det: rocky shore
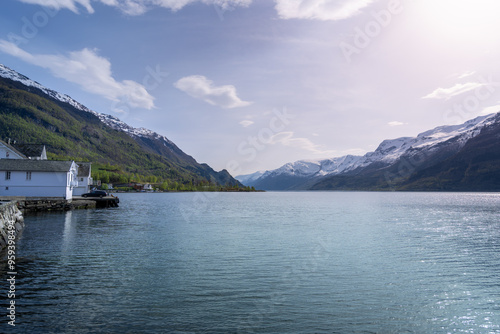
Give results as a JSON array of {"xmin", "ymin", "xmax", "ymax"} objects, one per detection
[{"xmin": 0, "ymin": 202, "xmax": 24, "ymax": 251}]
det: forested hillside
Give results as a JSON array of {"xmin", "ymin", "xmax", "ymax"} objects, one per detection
[{"xmin": 0, "ymin": 75, "xmax": 240, "ymax": 190}]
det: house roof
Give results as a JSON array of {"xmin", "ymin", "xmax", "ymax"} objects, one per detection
[
  {"xmin": 0, "ymin": 139, "xmax": 27, "ymax": 159},
  {"xmin": 0, "ymin": 160, "xmax": 75, "ymax": 172},
  {"xmin": 12, "ymin": 143, "xmax": 45, "ymax": 158},
  {"xmin": 77, "ymin": 162, "xmax": 91, "ymax": 177}
]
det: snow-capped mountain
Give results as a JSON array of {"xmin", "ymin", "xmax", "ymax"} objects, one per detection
[
  {"xmin": 0, "ymin": 63, "xmax": 241, "ymax": 186},
  {"xmin": 239, "ymin": 112, "xmax": 499, "ymax": 190},
  {"xmin": 0, "ymin": 64, "xmax": 174, "ymax": 147},
  {"xmin": 235, "ymin": 170, "xmax": 266, "ymax": 185},
  {"xmin": 0, "ymin": 64, "xmax": 92, "ymax": 113}
]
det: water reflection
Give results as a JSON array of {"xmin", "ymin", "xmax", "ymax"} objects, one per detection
[{"xmin": 62, "ymin": 211, "xmax": 74, "ymax": 256}]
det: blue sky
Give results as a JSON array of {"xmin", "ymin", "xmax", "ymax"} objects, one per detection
[{"xmin": 1, "ymin": 0, "xmax": 500, "ymax": 175}]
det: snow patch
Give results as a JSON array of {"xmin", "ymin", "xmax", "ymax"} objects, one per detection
[
  {"xmin": 251, "ymin": 113, "xmax": 498, "ymax": 182},
  {"xmin": 0, "ymin": 63, "xmax": 175, "ymax": 146}
]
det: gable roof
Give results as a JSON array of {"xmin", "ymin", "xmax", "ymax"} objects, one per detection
[
  {"xmin": 0, "ymin": 160, "xmax": 75, "ymax": 172},
  {"xmin": 0, "ymin": 139, "xmax": 27, "ymax": 159},
  {"xmin": 77, "ymin": 162, "xmax": 91, "ymax": 177},
  {"xmin": 12, "ymin": 143, "xmax": 46, "ymax": 159}
]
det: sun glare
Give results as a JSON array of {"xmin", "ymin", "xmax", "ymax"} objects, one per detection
[{"xmin": 413, "ymin": 0, "xmax": 500, "ymax": 39}]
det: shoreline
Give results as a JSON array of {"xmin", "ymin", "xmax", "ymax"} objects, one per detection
[
  {"xmin": 0, "ymin": 197, "xmax": 120, "ymax": 215},
  {"xmin": 0, "ymin": 202, "xmax": 24, "ymax": 252}
]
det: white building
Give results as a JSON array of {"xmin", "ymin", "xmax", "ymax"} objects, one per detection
[
  {"xmin": 0, "ymin": 140, "xmax": 47, "ymax": 160},
  {"xmin": 0, "ymin": 139, "xmax": 93, "ymax": 200},
  {"xmin": 73, "ymin": 162, "xmax": 93, "ymax": 196},
  {"xmin": 0, "ymin": 140, "xmax": 26, "ymax": 159},
  {"xmin": 12, "ymin": 143, "xmax": 47, "ymax": 160},
  {"xmin": 0, "ymin": 160, "xmax": 78, "ymax": 200}
]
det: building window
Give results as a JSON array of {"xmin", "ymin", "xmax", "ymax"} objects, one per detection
[
  {"xmin": 26, "ymin": 171, "xmax": 32, "ymax": 180},
  {"xmin": 6, "ymin": 152, "xmax": 9, "ymax": 158},
  {"xmin": 5, "ymin": 187, "xmax": 8, "ymax": 191},
  {"xmin": 5, "ymin": 171, "xmax": 11, "ymax": 180}
]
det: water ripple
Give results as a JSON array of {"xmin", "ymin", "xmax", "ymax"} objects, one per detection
[{"xmin": 1, "ymin": 192, "xmax": 500, "ymax": 333}]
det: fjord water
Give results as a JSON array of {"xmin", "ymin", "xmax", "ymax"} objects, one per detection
[{"xmin": 3, "ymin": 192, "xmax": 500, "ymax": 333}]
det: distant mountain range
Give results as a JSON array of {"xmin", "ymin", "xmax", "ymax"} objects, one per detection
[
  {"xmin": 0, "ymin": 64, "xmax": 240, "ymax": 187},
  {"xmin": 236, "ymin": 112, "xmax": 500, "ymax": 191}
]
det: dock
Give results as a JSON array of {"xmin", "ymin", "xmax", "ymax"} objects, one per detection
[
  {"xmin": 73, "ymin": 196, "xmax": 120, "ymax": 208},
  {"xmin": 1, "ymin": 196, "xmax": 119, "ymax": 213}
]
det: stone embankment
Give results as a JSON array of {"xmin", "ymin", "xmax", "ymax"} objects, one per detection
[
  {"xmin": 0, "ymin": 197, "xmax": 98, "ymax": 213},
  {"xmin": 0, "ymin": 201, "xmax": 24, "ymax": 251},
  {"xmin": 0, "ymin": 196, "xmax": 117, "ymax": 250},
  {"xmin": 17, "ymin": 198, "xmax": 96, "ymax": 213}
]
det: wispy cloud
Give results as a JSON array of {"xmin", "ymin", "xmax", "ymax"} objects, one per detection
[
  {"xmin": 174, "ymin": 75, "xmax": 252, "ymax": 109},
  {"xmin": 457, "ymin": 71, "xmax": 476, "ymax": 79},
  {"xmin": 17, "ymin": 0, "xmax": 94, "ymax": 13},
  {"xmin": 270, "ymin": 131, "xmax": 336, "ymax": 155},
  {"xmin": 480, "ymin": 103, "xmax": 500, "ymax": 115},
  {"xmin": 388, "ymin": 121, "xmax": 406, "ymax": 127},
  {"xmin": 239, "ymin": 120, "xmax": 254, "ymax": 127},
  {"xmin": 16, "ymin": 0, "xmax": 252, "ymax": 15},
  {"xmin": 0, "ymin": 40, "xmax": 155, "ymax": 109},
  {"xmin": 274, "ymin": 0, "xmax": 374, "ymax": 21},
  {"xmin": 422, "ymin": 82, "xmax": 484, "ymax": 100}
]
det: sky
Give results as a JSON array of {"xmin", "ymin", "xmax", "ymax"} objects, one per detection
[{"xmin": 1, "ymin": 0, "xmax": 500, "ymax": 176}]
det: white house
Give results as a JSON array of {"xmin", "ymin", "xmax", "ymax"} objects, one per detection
[
  {"xmin": 73, "ymin": 162, "xmax": 93, "ymax": 196},
  {"xmin": 12, "ymin": 143, "xmax": 47, "ymax": 160},
  {"xmin": 0, "ymin": 140, "xmax": 47, "ymax": 160},
  {"xmin": 0, "ymin": 140, "xmax": 26, "ymax": 159},
  {"xmin": 0, "ymin": 160, "xmax": 78, "ymax": 200}
]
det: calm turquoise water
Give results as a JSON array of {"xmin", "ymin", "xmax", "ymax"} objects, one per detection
[{"xmin": 2, "ymin": 192, "xmax": 500, "ymax": 333}]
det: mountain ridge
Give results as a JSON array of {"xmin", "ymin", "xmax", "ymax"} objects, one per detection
[
  {"xmin": 237, "ymin": 112, "xmax": 500, "ymax": 191},
  {"xmin": 0, "ymin": 64, "xmax": 177, "ymax": 147},
  {"xmin": 0, "ymin": 63, "xmax": 240, "ymax": 188}
]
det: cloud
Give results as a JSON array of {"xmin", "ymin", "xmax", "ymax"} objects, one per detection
[
  {"xmin": 239, "ymin": 120, "xmax": 254, "ymax": 127},
  {"xmin": 480, "ymin": 103, "xmax": 500, "ymax": 116},
  {"xmin": 275, "ymin": 0, "xmax": 374, "ymax": 21},
  {"xmin": 16, "ymin": 0, "xmax": 252, "ymax": 15},
  {"xmin": 114, "ymin": 0, "xmax": 196, "ymax": 15},
  {"xmin": 457, "ymin": 71, "xmax": 476, "ymax": 79},
  {"xmin": 174, "ymin": 75, "xmax": 252, "ymax": 109},
  {"xmin": 270, "ymin": 131, "xmax": 336, "ymax": 155},
  {"xmin": 422, "ymin": 82, "xmax": 484, "ymax": 100},
  {"xmin": 388, "ymin": 121, "xmax": 406, "ymax": 126},
  {"xmin": 18, "ymin": 0, "xmax": 94, "ymax": 13},
  {"xmin": 0, "ymin": 40, "xmax": 155, "ymax": 110}
]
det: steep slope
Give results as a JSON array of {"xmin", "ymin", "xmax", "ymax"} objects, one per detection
[
  {"xmin": 0, "ymin": 64, "xmax": 239, "ymax": 187},
  {"xmin": 235, "ymin": 170, "xmax": 266, "ymax": 185},
  {"xmin": 400, "ymin": 113, "xmax": 500, "ymax": 191},
  {"xmin": 312, "ymin": 113, "xmax": 500, "ymax": 191}
]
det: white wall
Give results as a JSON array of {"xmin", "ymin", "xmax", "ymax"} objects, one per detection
[
  {"xmin": 0, "ymin": 143, "xmax": 24, "ymax": 159},
  {"xmin": 0, "ymin": 170, "xmax": 73, "ymax": 199},
  {"xmin": 73, "ymin": 176, "xmax": 91, "ymax": 196}
]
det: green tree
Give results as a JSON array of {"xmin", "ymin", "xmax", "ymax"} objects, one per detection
[
  {"xmin": 118, "ymin": 175, "xmax": 129, "ymax": 184},
  {"xmin": 101, "ymin": 171, "xmax": 110, "ymax": 184}
]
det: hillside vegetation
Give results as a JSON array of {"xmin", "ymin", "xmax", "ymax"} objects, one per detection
[{"xmin": 0, "ymin": 76, "xmax": 240, "ymax": 189}]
